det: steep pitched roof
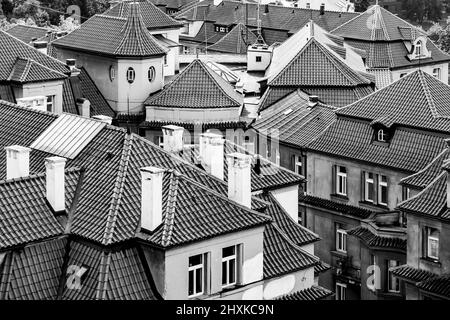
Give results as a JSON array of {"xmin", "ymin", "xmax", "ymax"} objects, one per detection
[
  {"xmin": 253, "ymin": 89, "xmax": 337, "ymax": 148},
  {"xmin": 7, "ymin": 57, "xmax": 66, "ymax": 84},
  {"xmin": 0, "ymin": 30, "xmax": 69, "ymax": 82},
  {"xmin": 299, "ymin": 194, "xmax": 373, "ymax": 219},
  {"xmin": 5, "ymin": 24, "xmax": 51, "ymax": 44},
  {"xmin": 145, "ymin": 59, "xmax": 243, "ymax": 108},
  {"xmin": 104, "ymin": 0, "xmax": 182, "ymax": 30},
  {"xmin": 337, "ymin": 70, "xmax": 450, "ymax": 133},
  {"xmin": 53, "ymin": 3, "xmax": 167, "ymax": 58},
  {"xmin": 208, "ymin": 23, "xmax": 258, "ymax": 54}
]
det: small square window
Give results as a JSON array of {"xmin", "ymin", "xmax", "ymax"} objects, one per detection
[{"xmin": 256, "ymin": 56, "xmax": 262, "ymax": 62}]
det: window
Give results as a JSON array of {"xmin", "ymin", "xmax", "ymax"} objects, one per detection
[
  {"xmin": 378, "ymin": 175, "xmax": 388, "ymax": 206},
  {"xmin": 426, "ymin": 228, "xmax": 439, "ymax": 260},
  {"xmin": 387, "ymin": 260, "xmax": 400, "ymax": 293},
  {"xmin": 306, "ymin": 3, "xmax": 310, "ymax": 9},
  {"xmin": 183, "ymin": 46, "xmax": 190, "ymax": 55},
  {"xmin": 364, "ymin": 172, "xmax": 375, "ymax": 203},
  {"xmin": 220, "ymin": 27, "xmax": 226, "ymax": 33},
  {"xmin": 335, "ymin": 282, "xmax": 346, "ymax": 300},
  {"xmin": 157, "ymin": 136, "xmax": 164, "ymax": 148},
  {"xmin": 126, "ymin": 67, "xmax": 135, "ymax": 84},
  {"xmin": 415, "ymin": 40, "xmax": 422, "ymax": 56},
  {"xmin": 377, "ymin": 129, "xmax": 387, "ymax": 142},
  {"xmin": 256, "ymin": 56, "xmax": 262, "ymax": 62},
  {"xmin": 433, "ymin": 68, "xmax": 441, "ymax": 80},
  {"xmin": 336, "ymin": 166, "xmax": 347, "ymax": 196},
  {"xmin": 369, "ymin": 254, "xmax": 377, "ymax": 291},
  {"xmin": 46, "ymin": 95, "xmax": 55, "ymax": 112},
  {"xmin": 109, "ymin": 65, "xmax": 116, "ymax": 81},
  {"xmin": 222, "ymin": 246, "xmax": 237, "ymax": 288},
  {"xmin": 148, "ymin": 66, "xmax": 156, "ymax": 82},
  {"xmin": 188, "ymin": 254, "xmax": 205, "ymax": 297},
  {"xmin": 336, "ymin": 224, "xmax": 347, "ymax": 253},
  {"xmin": 294, "ymin": 155, "xmax": 303, "ymax": 175},
  {"xmin": 402, "ymin": 186, "xmax": 410, "ymax": 202}
]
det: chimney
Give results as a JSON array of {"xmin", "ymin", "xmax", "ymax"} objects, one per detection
[
  {"xmin": 33, "ymin": 41, "xmax": 48, "ymax": 55},
  {"xmin": 92, "ymin": 115, "xmax": 113, "ymax": 124},
  {"xmin": 226, "ymin": 153, "xmax": 252, "ymax": 208},
  {"xmin": 76, "ymin": 98, "xmax": 90, "ymax": 118},
  {"xmin": 199, "ymin": 133, "xmax": 225, "ymax": 180},
  {"xmin": 45, "ymin": 157, "xmax": 66, "ymax": 213},
  {"xmin": 140, "ymin": 167, "xmax": 165, "ymax": 232},
  {"xmin": 66, "ymin": 59, "xmax": 80, "ymax": 77},
  {"xmin": 320, "ymin": 3, "xmax": 325, "ymax": 15},
  {"xmin": 161, "ymin": 125, "xmax": 184, "ymax": 153},
  {"xmin": 5, "ymin": 145, "xmax": 31, "ymax": 179},
  {"xmin": 213, "ymin": 0, "xmax": 223, "ymax": 5},
  {"xmin": 264, "ymin": 4, "xmax": 269, "ymax": 13}
]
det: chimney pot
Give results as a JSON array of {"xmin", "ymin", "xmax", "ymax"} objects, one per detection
[
  {"xmin": 199, "ymin": 133, "xmax": 225, "ymax": 180},
  {"xmin": 161, "ymin": 125, "xmax": 184, "ymax": 153},
  {"xmin": 140, "ymin": 167, "xmax": 165, "ymax": 232},
  {"xmin": 76, "ymin": 98, "xmax": 90, "ymax": 118},
  {"xmin": 5, "ymin": 145, "xmax": 31, "ymax": 180},
  {"xmin": 45, "ymin": 156, "xmax": 66, "ymax": 213},
  {"xmin": 226, "ymin": 153, "xmax": 252, "ymax": 208}
]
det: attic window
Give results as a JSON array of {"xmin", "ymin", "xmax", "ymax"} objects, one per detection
[
  {"xmin": 377, "ymin": 129, "xmax": 387, "ymax": 142},
  {"xmin": 109, "ymin": 66, "xmax": 116, "ymax": 81},
  {"xmin": 283, "ymin": 108, "xmax": 293, "ymax": 115},
  {"xmin": 127, "ymin": 67, "xmax": 135, "ymax": 84}
]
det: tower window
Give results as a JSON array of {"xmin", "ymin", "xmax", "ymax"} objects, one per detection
[
  {"xmin": 127, "ymin": 67, "xmax": 135, "ymax": 84},
  {"xmin": 148, "ymin": 66, "xmax": 156, "ymax": 82}
]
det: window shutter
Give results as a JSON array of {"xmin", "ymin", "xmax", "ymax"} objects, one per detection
[
  {"xmin": 361, "ymin": 171, "xmax": 365, "ymax": 201},
  {"xmin": 332, "ymin": 165, "xmax": 336, "ymax": 194}
]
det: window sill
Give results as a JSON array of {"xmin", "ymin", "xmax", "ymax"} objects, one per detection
[
  {"xmin": 420, "ymin": 257, "xmax": 441, "ymax": 267},
  {"xmin": 331, "ymin": 250, "xmax": 348, "ymax": 258},
  {"xmin": 331, "ymin": 194, "xmax": 349, "ymax": 203}
]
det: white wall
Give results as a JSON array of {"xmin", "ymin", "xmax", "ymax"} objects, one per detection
[
  {"xmin": 391, "ymin": 63, "xmax": 449, "ymax": 84},
  {"xmin": 247, "ymin": 47, "xmax": 273, "ymax": 72},
  {"xmin": 150, "ymin": 28, "xmax": 180, "ymax": 75},
  {"xmin": 271, "ymin": 185, "xmax": 299, "ymax": 223},
  {"xmin": 145, "ymin": 106, "xmax": 242, "ymax": 122},
  {"xmin": 13, "ymin": 80, "xmax": 64, "ymax": 114}
]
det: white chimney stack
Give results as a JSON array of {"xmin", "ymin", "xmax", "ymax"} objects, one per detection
[
  {"xmin": 45, "ymin": 156, "xmax": 66, "ymax": 213},
  {"xmin": 161, "ymin": 125, "xmax": 184, "ymax": 153},
  {"xmin": 226, "ymin": 153, "xmax": 252, "ymax": 208},
  {"xmin": 5, "ymin": 145, "xmax": 31, "ymax": 180},
  {"xmin": 76, "ymin": 98, "xmax": 90, "ymax": 118},
  {"xmin": 140, "ymin": 167, "xmax": 165, "ymax": 232},
  {"xmin": 199, "ymin": 133, "xmax": 225, "ymax": 180}
]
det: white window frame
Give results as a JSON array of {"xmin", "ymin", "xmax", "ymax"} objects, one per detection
[
  {"xmin": 222, "ymin": 246, "xmax": 237, "ymax": 288},
  {"xmin": 220, "ymin": 26, "xmax": 226, "ymax": 33},
  {"xmin": 377, "ymin": 129, "xmax": 387, "ymax": 142},
  {"xmin": 365, "ymin": 172, "xmax": 375, "ymax": 203},
  {"xmin": 336, "ymin": 166, "xmax": 347, "ymax": 196},
  {"xmin": 378, "ymin": 175, "xmax": 388, "ymax": 206},
  {"xmin": 335, "ymin": 282, "xmax": 347, "ymax": 300},
  {"xmin": 188, "ymin": 254, "xmax": 205, "ymax": 298},
  {"xmin": 109, "ymin": 65, "xmax": 116, "ymax": 81},
  {"xmin": 433, "ymin": 68, "xmax": 441, "ymax": 80},
  {"xmin": 427, "ymin": 229, "xmax": 439, "ymax": 260},
  {"xmin": 336, "ymin": 227, "xmax": 347, "ymax": 253},
  {"xmin": 126, "ymin": 67, "xmax": 135, "ymax": 84},
  {"xmin": 46, "ymin": 95, "xmax": 55, "ymax": 112},
  {"xmin": 415, "ymin": 41, "xmax": 422, "ymax": 57},
  {"xmin": 294, "ymin": 155, "xmax": 302, "ymax": 175},
  {"xmin": 388, "ymin": 260, "xmax": 400, "ymax": 293}
]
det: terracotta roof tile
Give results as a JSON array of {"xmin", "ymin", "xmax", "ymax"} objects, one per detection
[
  {"xmin": 8, "ymin": 57, "xmax": 66, "ymax": 84},
  {"xmin": 276, "ymin": 285, "xmax": 333, "ymax": 300},
  {"xmin": 299, "ymin": 194, "xmax": 373, "ymax": 219}
]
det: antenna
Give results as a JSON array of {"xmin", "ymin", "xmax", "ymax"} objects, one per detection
[{"xmin": 253, "ymin": 0, "xmax": 266, "ymax": 45}]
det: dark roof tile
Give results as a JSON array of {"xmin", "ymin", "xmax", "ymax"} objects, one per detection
[
  {"xmin": 347, "ymin": 226, "xmax": 406, "ymax": 251},
  {"xmin": 299, "ymin": 194, "xmax": 373, "ymax": 219},
  {"xmin": 276, "ymin": 285, "xmax": 333, "ymax": 300}
]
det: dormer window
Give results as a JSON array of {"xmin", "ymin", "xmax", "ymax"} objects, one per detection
[
  {"xmin": 377, "ymin": 129, "xmax": 387, "ymax": 142},
  {"xmin": 415, "ymin": 40, "xmax": 422, "ymax": 56},
  {"xmin": 409, "ymin": 36, "xmax": 431, "ymax": 60}
]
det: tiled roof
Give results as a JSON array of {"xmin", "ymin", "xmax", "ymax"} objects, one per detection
[
  {"xmin": 397, "ymin": 172, "xmax": 450, "ymax": 221},
  {"xmin": 347, "ymin": 226, "xmax": 406, "ymax": 251},
  {"xmin": 299, "ymin": 194, "xmax": 373, "ymax": 219},
  {"xmin": 331, "ymin": 6, "xmax": 450, "ymax": 69},
  {"xmin": 7, "ymin": 57, "xmax": 66, "ymax": 84},
  {"xmin": 391, "ymin": 265, "xmax": 437, "ymax": 283},
  {"xmin": 0, "ymin": 30, "xmax": 69, "ymax": 82},
  {"xmin": 145, "ymin": 59, "xmax": 243, "ymax": 108},
  {"xmin": 263, "ymin": 223, "xmax": 319, "ymax": 279},
  {"xmin": 255, "ymin": 192, "xmax": 320, "ymax": 246},
  {"xmin": 177, "ymin": 139, "xmax": 305, "ymax": 192},
  {"xmin": 276, "ymin": 285, "xmax": 333, "ymax": 300},
  {"xmin": 208, "ymin": 23, "xmax": 258, "ymax": 54},
  {"xmin": 253, "ymin": 89, "xmax": 337, "ymax": 148},
  {"xmin": 142, "ymin": 171, "xmax": 270, "ymax": 247},
  {"xmin": 176, "ymin": 1, "xmax": 358, "ymax": 37},
  {"xmin": 0, "ymin": 238, "xmax": 67, "ymax": 300},
  {"xmin": 150, "ymin": 0, "xmax": 196, "ymax": 10},
  {"xmin": 5, "ymin": 24, "xmax": 50, "ymax": 44},
  {"xmin": 307, "ymin": 117, "xmax": 447, "ymax": 173},
  {"xmin": 416, "ymin": 275, "xmax": 450, "ymax": 299},
  {"xmin": 315, "ymin": 261, "xmax": 331, "ymax": 275},
  {"xmin": 104, "ymin": 0, "xmax": 182, "ymax": 30},
  {"xmin": 0, "ymin": 85, "xmax": 15, "ymax": 103},
  {"xmin": 0, "ymin": 169, "xmax": 81, "ymax": 249},
  {"xmin": 401, "ymin": 149, "xmax": 449, "ymax": 189},
  {"xmin": 53, "ymin": 4, "xmax": 167, "ymax": 58}
]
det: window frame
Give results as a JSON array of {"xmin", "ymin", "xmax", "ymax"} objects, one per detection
[
  {"xmin": 222, "ymin": 246, "xmax": 238, "ymax": 288},
  {"xmin": 378, "ymin": 175, "xmax": 388, "ymax": 206},
  {"xmin": 335, "ymin": 282, "xmax": 347, "ymax": 300},
  {"xmin": 126, "ymin": 67, "xmax": 135, "ymax": 84},
  {"xmin": 387, "ymin": 260, "xmax": 400, "ymax": 293},
  {"xmin": 364, "ymin": 172, "xmax": 375, "ymax": 203},
  {"xmin": 377, "ymin": 129, "xmax": 387, "ymax": 142},
  {"xmin": 46, "ymin": 95, "xmax": 55, "ymax": 112},
  {"xmin": 188, "ymin": 254, "xmax": 205, "ymax": 298},
  {"xmin": 427, "ymin": 228, "xmax": 439, "ymax": 260},
  {"xmin": 294, "ymin": 155, "xmax": 303, "ymax": 175},
  {"xmin": 336, "ymin": 166, "xmax": 348, "ymax": 196},
  {"xmin": 336, "ymin": 225, "xmax": 347, "ymax": 253},
  {"xmin": 415, "ymin": 40, "xmax": 422, "ymax": 57},
  {"xmin": 148, "ymin": 66, "xmax": 156, "ymax": 82},
  {"xmin": 433, "ymin": 68, "xmax": 441, "ymax": 80},
  {"xmin": 255, "ymin": 56, "xmax": 262, "ymax": 62}
]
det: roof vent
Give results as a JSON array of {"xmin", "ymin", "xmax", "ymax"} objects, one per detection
[{"xmin": 5, "ymin": 145, "xmax": 31, "ymax": 180}]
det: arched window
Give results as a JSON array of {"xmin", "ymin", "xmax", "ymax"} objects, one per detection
[
  {"xmin": 148, "ymin": 66, "xmax": 156, "ymax": 82},
  {"xmin": 415, "ymin": 40, "xmax": 422, "ymax": 57},
  {"xmin": 127, "ymin": 67, "xmax": 135, "ymax": 84},
  {"xmin": 377, "ymin": 129, "xmax": 387, "ymax": 142},
  {"xmin": 109, "ymin": 66, "xmax": 116, "ymax": 81}
]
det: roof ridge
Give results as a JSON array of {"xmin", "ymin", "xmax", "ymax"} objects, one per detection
[
  {"xmin": 400, "ymin": 148, "xmax": 448, "ymax": 186},
  {"xmin": 101, "ymin": 134, "xmax": 134, "ymax": 245},
  {"xmin": 397, "ymin": 171, "xmax": 446, "ymax": 209},
  {"xmin": 161, "ymin": 171, "xmax": 179, "ymax": 247},
  {"xmin": 418, "ymin": 70, "xmax": 440, "ymax": 119},
  {"xmin": 95, "ymin": 252, "xmax": 112, "ymax": 300}
]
